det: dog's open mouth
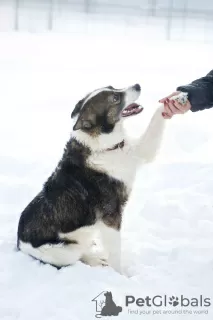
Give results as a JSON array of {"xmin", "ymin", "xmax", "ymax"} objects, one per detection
[{"xmin": 121, "ymin": 103, "xmax": 143, "ymax": 117}]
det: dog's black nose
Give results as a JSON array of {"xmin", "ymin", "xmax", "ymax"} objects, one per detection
[{"xmin": 133, "ymin": 84, "xmax": 141, "ymax": 92}]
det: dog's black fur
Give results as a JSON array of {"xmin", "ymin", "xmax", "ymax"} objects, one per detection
[{"xmin": 17, "ymin": 137, "xmax": 128, "ymax": 250}]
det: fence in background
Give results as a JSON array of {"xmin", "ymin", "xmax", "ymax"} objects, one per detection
[{"xmin": 0, "ymin": 0, "xmax": 212, "ymax": 42}]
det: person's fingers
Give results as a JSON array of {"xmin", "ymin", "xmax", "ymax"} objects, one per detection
[
  {"xmin": 159, "ymin": 91, "xmax": 180, "ymax": 103},
  {"xmin": 170, "ymin": 99, "xmax": 190, "ymax": 113},
  {"xmin": 169, "ymin": 100, "xmax": 185, "ymax": 114},
  {"xmin": 164, "ymin": 103, "xmax": 174, "ymax": 117},
  {"xmin": 162, "ymin": 112, "xmax": 172, "ymax": 119},
  {"xmin": 167, "ymin": 101, "xmax": 181, "ymax": 114},
  {"xmin": 159, "ymin": 97, "xmax": 168, "ymax": 103}
]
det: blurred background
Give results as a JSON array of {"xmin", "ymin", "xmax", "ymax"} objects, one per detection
[
  {"xmin": 0, "ymin": 0, "xmax": 212, "ymax": 167},
  {"xmin": 0, "ymin": 0, "xmax": 213, "ymax": 42}
]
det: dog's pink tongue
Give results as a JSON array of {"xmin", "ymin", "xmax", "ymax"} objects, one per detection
[
  {"xmin": 125, "ymin": 103, "xmax": 139, "ymax": 111},
  {"xmin": 122, "ymin": 103, "xmax": 143, "ymax": 117}
]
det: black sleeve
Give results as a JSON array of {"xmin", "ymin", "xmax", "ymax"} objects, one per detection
[{"xmin": 176, "ymin": 70, "xmax": 213, "ymax": 112}]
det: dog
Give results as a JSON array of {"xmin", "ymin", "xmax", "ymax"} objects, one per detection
[{"xmin": 17, "ymin": 83, "xmax": 170, "ymax": 272}]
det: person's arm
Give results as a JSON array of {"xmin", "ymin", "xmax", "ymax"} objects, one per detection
[
  {"xmin": 176, "ymin": 70, "xmax": 213, "ymax": 112},
  {"xmin": 159, "ymin": 70, "xmax": 213, "ymax": 118}
]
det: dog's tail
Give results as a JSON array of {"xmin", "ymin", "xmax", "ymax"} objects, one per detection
[{"xmin": 116, "ymin": 306, "xmax": 122, "ymax": 313}]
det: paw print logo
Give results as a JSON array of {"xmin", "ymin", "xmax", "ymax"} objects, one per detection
[{"xmin": 169, "ymin": 296, "xmax": 179, "ymax": 307}]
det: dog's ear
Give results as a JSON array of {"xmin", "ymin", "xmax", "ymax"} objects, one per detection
[
  {"xmin": 71, "ymin": 99, "xmax": 84, "ymax": 119},
  {"xmin": 73, "ymin": 119, "xmax": 93, "ymax": 131},
  {"xmin": 73, "ymin": 110, "xmax": 96, "ymax": 131},
  {"xmin": 73, "ymin": 118, "xmax": 81, "ymax": 131}
]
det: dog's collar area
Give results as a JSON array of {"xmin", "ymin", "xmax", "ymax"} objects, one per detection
[{"xmin": 106, "ymin": 140, "xmax": 125, "ymax": 151}]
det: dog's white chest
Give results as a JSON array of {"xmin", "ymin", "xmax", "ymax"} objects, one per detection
[{"xmin": 87, "ymin": 146, "xmax": 137, "ymax": 190}]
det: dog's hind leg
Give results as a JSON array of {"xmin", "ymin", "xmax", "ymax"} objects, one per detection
[
  {"xmin": 19, "ymin": 241, "xmax": 85, "ymax": 267},
  {"xmin": 80, "ymin": 234, "xmax": 109, "ymax": 267},
  {"xmin": 97, "ymin": 221, "xmax": 122, "ymax": 273}
]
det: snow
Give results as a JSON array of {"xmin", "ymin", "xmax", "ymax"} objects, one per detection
[{"xmin": 0, "ymin": 28, "xmax": 213, "ymax": 319}]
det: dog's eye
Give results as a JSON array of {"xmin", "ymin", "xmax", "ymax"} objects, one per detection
[{"xmin": 113, "ymin": 93, "xmax": 120, "ymax": 103}]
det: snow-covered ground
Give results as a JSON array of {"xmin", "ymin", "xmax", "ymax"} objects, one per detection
[{"xmin": 0, "ymin": 29, "xmax": 213, "ymax": 319}]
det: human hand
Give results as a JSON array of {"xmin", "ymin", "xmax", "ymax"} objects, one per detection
[{"xmin": 159, "ymin": 91, "xmax": 191, "ymax": 119}]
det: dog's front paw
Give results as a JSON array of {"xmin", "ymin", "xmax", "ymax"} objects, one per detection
[{"xmin": 81, "ymin": 254, "xmax": 109, "ymax": 267}]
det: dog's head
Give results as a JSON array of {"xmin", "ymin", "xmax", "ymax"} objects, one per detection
[
  {"xmin": 104, "ymin": 291, "xmax": 112, "ymax": 299},
  {"xmin": 71, "ymin": 84, "xmax": 142, "ymax": 150}
]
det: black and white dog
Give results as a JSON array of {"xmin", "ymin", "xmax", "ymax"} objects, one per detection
[{"xmin": 17, "ymin": 84, "xmax": 186, "ymax": 271}]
